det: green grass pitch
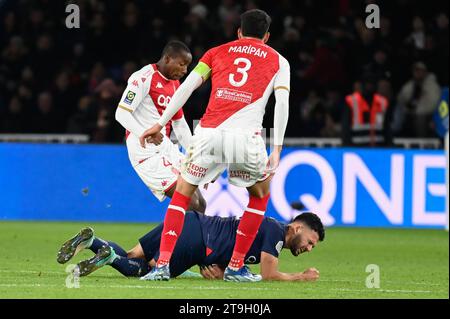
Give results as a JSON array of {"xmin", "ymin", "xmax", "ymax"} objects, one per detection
[{"xmin": 0, "ymin": 221, "xmax": 448, "ymax": 299}]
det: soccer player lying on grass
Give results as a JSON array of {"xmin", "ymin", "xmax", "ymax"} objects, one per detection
[{"xmin": 57, "ymin": 211, "xmax": 324, "ymax": 281}]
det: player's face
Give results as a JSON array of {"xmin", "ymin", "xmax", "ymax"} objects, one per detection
[
  {"xmin": 166, "ymin": 52, "xmax": 192, "ymax": 80},
  {"xmin": 289, "ymin": 225, "xmax": 319, "ymax": 257}
]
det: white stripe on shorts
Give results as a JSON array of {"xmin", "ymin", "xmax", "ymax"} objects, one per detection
[
  {"xmin": 168, "ymin": 205, "xmax": 186, "ymax": 215},
  {"xmin": 245, "ymin": 207, "xmax": 266, "ymax": 215}
]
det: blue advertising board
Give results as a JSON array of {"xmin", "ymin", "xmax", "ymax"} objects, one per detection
[{"xmin": 0, "ymin": 143, "xmax": 447, "ymax": 228}]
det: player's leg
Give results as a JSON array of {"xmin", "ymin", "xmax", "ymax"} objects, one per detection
[
  {"xmin": 76, "ymin": 245, "xmax": 151, "ymax": 277},
  {"xmin": 57, "ymin": 227, "xmax": 129, "ymax": 263},
  {"xmin": 88, "ymin": 236, "xmax": 127, "ymax": 257},
  {"xmin": 223, "ymin": 131, "xmax": 271, "ymax": 281},
  {"xmin": 165, "ymin": 184, "xmax": 207, "ymax": 214},
  {"xmin": 57, "ymin": 227, "xmax": 95, "ymax": 264},
  {"xmin": 127, "ymin": 243, "xmax": 145, "ymax": 259},
  {"xmin": 141, "ymin": 128, "xmax": 224, "ymax": 280},
  {"xmin": 75, "ymin": 223, "xmax": 167, "ymax": 277},
  {"xmin": 223, "ymin": 177, "xmax": 271, "ymax": 281},
  {"xmin": 126, "ymin": 243, "xmax": 204, "ymax": 277},
  {"xmin": 141, "ymin": 212, "xmax": 205, "ymax": 280},
  {"xmin": 77, "ymin": 237, "xmax": 148, "ymax": 277},
  {"xmin": 233, "ymin": 177, "xmax": 272, "ymax": 262},
  {"xmin": 142, "ymin": 176, "xmax": 197, "ymax": 280}
]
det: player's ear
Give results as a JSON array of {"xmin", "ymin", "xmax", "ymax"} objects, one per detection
[
  {"xmin": 263, "ymin": 32, "xmax": 270, "ymax": 43},
  {"xmin": 164, "ymin": 55, "xmax": 171, "ymax": 64}
]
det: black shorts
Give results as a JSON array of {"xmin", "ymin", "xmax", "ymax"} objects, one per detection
[{"xmin": 138, "ymin": 212, "xmax": 206, "ymax": 277}]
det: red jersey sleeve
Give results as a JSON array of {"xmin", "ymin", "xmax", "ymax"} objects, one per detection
[{"xmin": 199, "ymin": 48, "xmax": 215, "ymax": 68}]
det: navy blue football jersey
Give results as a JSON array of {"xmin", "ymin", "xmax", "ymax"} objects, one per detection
[{"xmin": 198, "ymin": 213, "xmax": 288, "ymax": 266}]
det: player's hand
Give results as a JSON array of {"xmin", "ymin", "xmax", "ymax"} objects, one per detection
[
  {"xmin": 140, "ymin": 124, "xmax": 163, "ymax": 148},
  {"xmin": 265, "ymin": 146, "xmax": 282, "ymax": 174},
  {"xmin": 145, "ymin": 132, "xmax": 164, "ymax": 145},
  {"xmin": 301, "ymin": 268, "xmax": 320, "ymax": 281},
  {"xmin": 200, "ymin": 264, "xmax": 224, "ymax": 280}
]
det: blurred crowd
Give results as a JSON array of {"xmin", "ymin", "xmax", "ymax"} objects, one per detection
[{"xmin": 0, "ymin": 0, "xmax": 448, "ymax": 144}]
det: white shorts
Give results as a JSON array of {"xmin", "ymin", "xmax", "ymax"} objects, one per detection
[
  {"xmin": 181, "ymin": 126, "xmax": 269, "ymax": 188},
  {"xmin": 127, "ymin": 135, "xmax": 183, "ymax": 202}
]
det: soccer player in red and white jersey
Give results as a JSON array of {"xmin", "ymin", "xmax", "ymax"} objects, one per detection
[
  {"xmin": 140, "ymin": 10, "xmax": 290, "ymax": 282},
  {"xmin": 115, "ymin": 41, "xmax": 207, "ymax": 217}
]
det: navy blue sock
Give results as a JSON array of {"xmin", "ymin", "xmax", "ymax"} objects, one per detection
[
  {"xmin": 111, "ymin": 257, "xmax": 151, "ymax": 277},
  {"xmin": 89, "ymin": 238, "xmax": 127, "ymax": 257}
]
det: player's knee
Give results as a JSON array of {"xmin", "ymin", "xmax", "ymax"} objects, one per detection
[
  {"xmin": 250, "ymin": 189, "xmax": 270, "ymax": 199},
  {"xmin": 190, "ymin": 193, "xmax": 207, "ymax": 214},
  {"xmin": 127, "ymin": 244, "xmax": 145, "ymax": 259},
  {"xmin": 248, "ymin": 180, "xmax": 271, "ymax": 198}
]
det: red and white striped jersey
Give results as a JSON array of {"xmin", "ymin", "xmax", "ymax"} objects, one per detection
[
  {"xmin": 118, "ymin": 63, "xmax": 184, "ymax": 139},
  {"xmin": 198, "ymin": 37, "xmax": 290, "ymax": 130}
]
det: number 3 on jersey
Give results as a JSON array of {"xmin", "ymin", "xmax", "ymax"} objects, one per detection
[{"xmin": 229, "ymin": 57, "xmax": 252, "ymax": 87}]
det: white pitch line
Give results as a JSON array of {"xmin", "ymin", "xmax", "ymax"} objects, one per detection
[
  {"xmin": 320, "ymin": 279, "xmax": 444, "ymax": 286},
  {"xmin": 0, "ymin": 270, "xmax": 62, "ymax": 275},
  {"xmin": 332, "ymin": 288, "xmax": 433, "ymax": 294},
  {"xmin": 0, "ymin": 284, "xmax": 50, "ymax": 288},
  {"xmin": 0, "ymin": 271, "xmax": 446, "ymax": 288},
  {"xmin": 101, "ymin": 284, "xmax": 279, "ymax": 291},
  {"xmin": 0, "ymin": 283, "xmax": 278, "ymax": 291},
  {"xmin": 0, "ymin": 269, "xmax": 116, "ymax": 277},
  {"xmin": 1, "ymin": 284, "xmax": 446, "ymax": 295},
  {"xmin": 0, "ymin": 283, "xmax": 441, "ymax": 294}
]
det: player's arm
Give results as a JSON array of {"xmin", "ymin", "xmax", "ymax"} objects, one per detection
[
  {"xmin": 273, "ymin": 56, "xmax": 290, "ymax": 150},
  {"xmin": 199, "ymin": 264, "xmax": 226, "ymax": 280},
  {"xmin": 171, "ymin": 115, "xmax": 192, "ymax": 150},
  {"xmin": 140, "ymin": 49, "xmax": 214, "ymax": 147},
  {"xmin": 266, "ymin": 56, "xmax": 290, "ymax": 173},
  {"xmin": 115, "ymin": 79, "xmax": 147, "ymax": 138},
  {"xmin": 156, "ymin": 65, "xmax": 207, "ymax": 129},
  {"xmin": 260, "ymin": 252, "xmax": 319, "ymax": 281}
]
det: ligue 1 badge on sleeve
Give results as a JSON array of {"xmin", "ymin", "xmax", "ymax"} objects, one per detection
[
  {"xmin": 433, "ymin": 87, "xmax": 449, "ymax": 138},
  {"xmin": 124, "ymin": 91, "xmax": 136, "ymax": 105}
]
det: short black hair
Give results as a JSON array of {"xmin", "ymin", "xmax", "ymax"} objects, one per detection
[
  {"xmin": 292, "ymin": 212, "xmax": 325, "ymax": 241},
  {"xmin": 240, "ymin": 9, "xmax": 271, "ymax": 39},
  {"xmin": 161, "ymin": 40, "xmax": 191, "ymax": 58}
]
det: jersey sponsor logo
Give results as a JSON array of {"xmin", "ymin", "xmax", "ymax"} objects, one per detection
[
  {"xmin": 228, "ymin": 45, "xmax": 267, "ymax": 58},
  {"xmin": 164, "ymin": 230, "xmax": 178, "ymax": 237},
  {"xmin": 123, "ymin": 90, "xmax": 136, "ymax": 105},
  {"xmin": 236, "ymin": 229, "xmax": 247, "ymax": 237},
  {"xmin": 245, "ymin": 256, "xmax": 257, "ymax": 264},
  {"xmin": 275, "ymin": 241, "xmax": 283, "ymax": 254},
  {"xmin": 229, "ymin": 170, "xmax": 251, "ymax": 181},
  {"xmin": 185, "ymin": 163, "xmax": 208, "ymax": 178},
  {"xmin": 157, "ymin": 95, "xmax": 171, "ymax": 108},
  {"xmin": 156, "ymin": 82, "xmax": 164, "ymax": 89},
  {"xmin": 215, "ymin": 88, "xmax": 252, "ymax": 104},
  {"xmin": 132, "ymin": 80, "xmax": 139, "ymax": 87}
]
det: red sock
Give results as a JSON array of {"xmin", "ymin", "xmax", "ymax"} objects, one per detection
[
  {"xmin": 229, "ymin": 194, "xmax": 270, "ymax": 270},
  {"xmin": 157, "ymin": 191, "xmax": 191, "ymax": 267}
]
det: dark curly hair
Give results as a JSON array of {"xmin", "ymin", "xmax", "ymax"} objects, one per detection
[
  {"xmin": 161, "ymin": 40, "xmax": 191, "ymax": 58},
  {"xmin": 240, "ymin": 9, "xmax": 271, "ymax": 39},
  {"xmin": 292, "ymin": 212, "xmax": 325, "ymax": 241}
]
